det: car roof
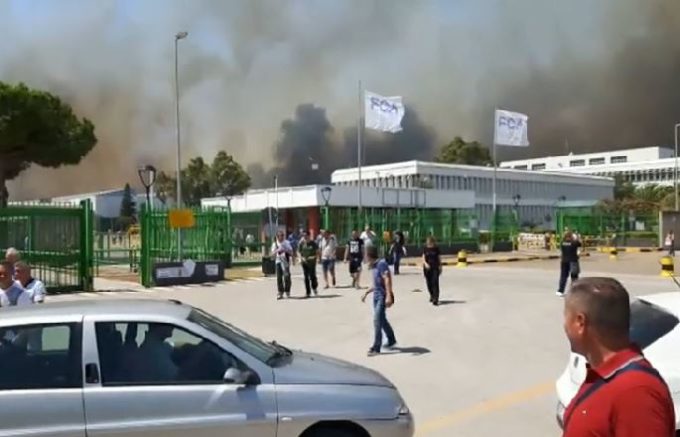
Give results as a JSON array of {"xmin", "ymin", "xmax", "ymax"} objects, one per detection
[
  {"xmin": 636, "ymin": 293, "xmax": 680, "ymax": 318},
  {"xmin": 0, "ymin": 299, "xmax": 191, "ymax": 323}
]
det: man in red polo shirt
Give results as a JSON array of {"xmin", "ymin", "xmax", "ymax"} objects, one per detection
[{"xmin": 562, "ymin": 277, "xmax": 675, "ymax": 436}]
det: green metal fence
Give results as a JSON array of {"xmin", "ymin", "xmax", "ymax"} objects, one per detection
[
  {"xmin": 555, "ymin": 209, "xmax": 659, "ymax": 245},
  {"xmin": 139, "ymin": 206, "xmax": 231, "ymax": 287},
  {"xmin": 0, "ymin": 200, "xmax": 94, "ymax": 292},
  {"xmin": 230, "ymin": 211, "xmax": 264, "ymax": 265}
]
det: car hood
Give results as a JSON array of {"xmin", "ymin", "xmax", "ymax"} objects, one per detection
[{"xmin": 273, "ymin": 351, "xmax": 394, "ymax": 387}]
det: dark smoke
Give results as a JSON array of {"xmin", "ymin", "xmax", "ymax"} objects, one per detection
[
  {"xmin": 248, "ymin": 103, "xmax": 436, "ymax": 188},
  {"xmin": 1, "ymin": 0, "xmax": 679, "ymax": 198}
]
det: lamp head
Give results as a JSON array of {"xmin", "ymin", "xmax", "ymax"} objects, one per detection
[{"xmin": 176, "ymin": 31, "xmax": 188, "ymax": 40}]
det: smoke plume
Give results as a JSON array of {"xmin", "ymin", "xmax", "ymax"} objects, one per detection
[{"xmin": 0, "ymin": 0, "xmax": 678, "ymax": 198}]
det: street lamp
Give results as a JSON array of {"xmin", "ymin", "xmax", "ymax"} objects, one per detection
[
  {"xmin": 320, "ymin": 186, "xmax": 332, "ymax": 230},
  {"xmin": 137, "ymin": 165, "xmax": 157, "ymax": 210},
  {"xmin": 674, "ymin": 123, "xmax": 679, "ymax": 211},
  {"xmin": 174, "ymin": 31, "xmax": 188, "ymax": 260}
]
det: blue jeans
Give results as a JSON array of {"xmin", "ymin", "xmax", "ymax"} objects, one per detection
[
  {"xmin": 372, "ymin": 297, "xmax": 396, "ymax": 352},
  {"xmin": 392, "ymin": 252, "xmax": 402, "ymax": 274}
]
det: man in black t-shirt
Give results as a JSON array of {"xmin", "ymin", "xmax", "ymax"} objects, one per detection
[
  {"xmin": 422, "ymin": 236, "xmax": 442, "ymax": 305},
  {"xmin": 344, "ymin": 230, "xmax": 365, "ymax": 289}
]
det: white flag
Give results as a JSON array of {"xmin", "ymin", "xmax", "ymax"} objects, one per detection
[
  {"xmin": 364, "ymin": 91, "xmax": 405, "ymax": 133},
  {"xmin": 494, "ymin": 109, "xmax": 529, "ymax": 146}
]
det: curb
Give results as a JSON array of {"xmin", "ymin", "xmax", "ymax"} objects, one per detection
[
  {"xmin": 402, "ymin": 252, "xmax": 591, "ymax": 267},
  {"xmin": 593, "ymin": 247, "xmax": 662, "ymax": 254}
]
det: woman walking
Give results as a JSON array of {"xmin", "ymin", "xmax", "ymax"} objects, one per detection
[
  {"xmin": 556, "ymin": 231, "xmax": 581, "ymax": 297},
  {"xmin": 665, "ymin": 230, "xmax": 675, "ymax": 256},
  {"xmin": 422, "ymin": 236, "xmax": 442, "ymax": 306}
]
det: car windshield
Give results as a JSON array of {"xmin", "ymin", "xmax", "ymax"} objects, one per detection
[
  {"xmin": 188, "ymin": 309, "xmax": 279, "ymax": 363},
  {"xmin": 630, "ymin": 299, "xmax": 679, "ymax": 350}
]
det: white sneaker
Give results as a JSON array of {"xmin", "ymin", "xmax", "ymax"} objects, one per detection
[{"xmin": 555, "ymin": 291, "xmax": 564, "ymax": 298}]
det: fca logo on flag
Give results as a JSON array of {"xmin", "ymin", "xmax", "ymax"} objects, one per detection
[
  {"xmin": 370, "ymin": 97, "xmax": 399, "ymax": 114},
  {"xmin": 498, "ymin": 116, "xmax": 524, "ymax": 129}
]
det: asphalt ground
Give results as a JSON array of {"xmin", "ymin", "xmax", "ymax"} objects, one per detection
[{"xmin": 55, "ymin": 253, "xmax": 680, "ymax": 437}]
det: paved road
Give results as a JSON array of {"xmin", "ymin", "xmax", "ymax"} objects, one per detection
[{"xmin": 56, "ymin": 256, "xmax": 679, "ymax": 437}]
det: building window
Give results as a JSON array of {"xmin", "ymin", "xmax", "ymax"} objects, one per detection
[
  {"xmin": 569, "ymin": 159, "xmax": 585, "ymax": 167},
  {"xmin": 589, "ymin": 157, "xmax": 605, "ymax": 165},
  {"xmin": 514, "ymin": 165, "xmax": 528, "ymax": 170},
  {"xmin": 531, "ymin": 163, "xmax": 546, "ymax": 170},
  {"xmin": 611, "ymin": 156, "xmax": 627, "ymax": 164}
]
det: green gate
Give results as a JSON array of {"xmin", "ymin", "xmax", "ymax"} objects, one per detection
[
  {"xmin": 139, "ymin": 206, "xmax": 231, "ymax": 287},
  {"xmin": 0, "ymin": 200, "xmax": 94, "ymax": 292}
]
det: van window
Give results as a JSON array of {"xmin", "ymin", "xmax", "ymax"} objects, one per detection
[{"xmin": 630, "ymin": 300, "xmax": 679, "ymax": 349}]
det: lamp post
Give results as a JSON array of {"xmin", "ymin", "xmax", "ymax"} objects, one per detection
[
  {"xmin": 137, "ymin": 165, "xmax": 158, "ymax": 210},
  {"xmin": 174, "ymin": 31, "xmax": 188, "ymax": 261},
  {"xmin": 320, "ymin": 186, "xmax": 332, "ymax": 230}
]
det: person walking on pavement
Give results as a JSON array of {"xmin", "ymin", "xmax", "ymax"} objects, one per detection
[
  {"xmin": 557, "ymin": 231, "xmax": 581, "ymax": 297},
  {"xmin": 360, "ymin": 224, "xmax": 376, "ymax": 249},
  {"xmin": 271, "ymin": 231, "xmax": 293, "ymax": 300},
  {"xmin": 361, "ymin": 246, "xmax": 396, "ymax": 357},
  {"xmin": 665, "ymin": 230, "xmax": 675, "ymax": 256},
  {"xmin": 344, "ymin": 230, "xmax": 365, "ymax": 289},
  {"xmin": 319, "ymin": 230, "xmax": 337, "ymax": 289},
  {"xmin": 561, "ymin": 277, "xmax": 675, "ymax": 437},
  {"xmin": 389, "ymin": 230, "xmax": 407, "ymax": 275},
  {"xmin": 298, "ymin": 231, "xmax": 320, "ymax": 298},
  {"xmin": 422, "ymin": 236, "xmax": 442, "ymax": 305}
]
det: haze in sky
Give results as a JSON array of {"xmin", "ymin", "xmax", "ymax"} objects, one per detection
[{"xmin": 1, "ymin": 0, "xmax": 678, "ymax": 196}]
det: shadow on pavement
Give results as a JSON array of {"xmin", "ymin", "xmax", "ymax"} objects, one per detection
[
  {"xmin": 437, "ymin": 299, "xmax": 467, "ymax": 305},
  {"xmin": 384, "ymin": 346, "xmax": 431, "ymax": 356},
  {"xmin": 288, "ymin": 294, "xmax": 342, "ymax": 300}
]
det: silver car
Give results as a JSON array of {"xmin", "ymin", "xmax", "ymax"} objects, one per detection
[{"xmin": 0, "ymin": 299, "xmax": 413, "ymax": 437}]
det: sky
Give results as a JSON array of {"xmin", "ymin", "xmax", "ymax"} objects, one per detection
[{"xmin": 1, "ymin": 0, "xmax": 678, "ymax": 197}]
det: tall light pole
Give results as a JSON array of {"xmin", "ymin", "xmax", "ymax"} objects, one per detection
[
  {"xmin": 675, "ymin": 123, "xmax": 679, "ymax": 211},
  {"xmin": 174, "ymin": 31, "xmax": 188, "ymax": 261}
]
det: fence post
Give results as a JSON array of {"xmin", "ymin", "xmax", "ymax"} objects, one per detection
[{"xmin": 79, "ymin": 199, "xmax": 94, "ymax": 292}]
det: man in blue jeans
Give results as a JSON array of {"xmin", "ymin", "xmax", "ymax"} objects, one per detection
[{"xmin": 361, "ymin": 246, "xmax": 396, "ymax": 356}]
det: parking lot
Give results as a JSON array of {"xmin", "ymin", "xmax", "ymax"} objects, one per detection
[{"xmin": 56, "ymin": 252, "xmax": 679, "ymax": 437}]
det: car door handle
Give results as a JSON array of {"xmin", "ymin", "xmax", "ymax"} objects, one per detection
[{"xmin": 85, "ymin": 363, "xmax": 100, "ymax": 384}]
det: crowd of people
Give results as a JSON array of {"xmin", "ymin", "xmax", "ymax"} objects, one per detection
[
  {"xmin": 270, "ymin": 224, "xmax": 442, "ymax": 356},
  {"xmin": 0, "ymin": 248, "xmax": 46, "ymax": 308}
]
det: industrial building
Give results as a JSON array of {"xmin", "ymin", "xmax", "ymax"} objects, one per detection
[
  {"xmin": 500, "ymin": 146, "xmax": 676, "ymax": 187},
  {"xmin": 204, "ymin": 160, "xmax": 614, "ymax": 231}
]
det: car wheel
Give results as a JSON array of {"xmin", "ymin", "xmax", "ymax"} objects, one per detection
[{"xmin": 304, "ymin": 426, "xmax": 364, "ymax": 437}]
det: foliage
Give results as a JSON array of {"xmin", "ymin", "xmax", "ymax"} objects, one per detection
[
  {"xmin": 0, "ymin": 82, "xmax": 97, "ymax": 206},
  {"xmin": 597, "ymin": 180, "xmax": 674, "ymax": 215},
  {"xmin": 118, "ymin": 183, "xmax": 137, "ymax": 229},
  {"xmin": 435, "ymin": 136, "xmax": 492, "ymax": 166},
  {"xmin": 154, "ymin": 151, "xmax": 251, "ymax": 207}
]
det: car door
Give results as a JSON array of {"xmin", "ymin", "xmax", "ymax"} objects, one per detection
[
  {"xmin": 81, "ymin": 317, "xmax": 277, "ymax": 437},
  {"xmin": 0, "ymin": 321, "xmax": 85, "ymax": 437}
]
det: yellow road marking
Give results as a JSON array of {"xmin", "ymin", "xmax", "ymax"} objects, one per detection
[{"xmin": 416, "ymin": 381, "xmax": 554, "ymax": 435}]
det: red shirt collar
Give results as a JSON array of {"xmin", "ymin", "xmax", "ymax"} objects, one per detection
[{"xmin": 585, "ymin": 344, "xmax": 645, "ymax": 380}]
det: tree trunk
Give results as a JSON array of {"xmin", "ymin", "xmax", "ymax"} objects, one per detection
[{"xmin": 0, "ymin": 172, "xmax": 7, "ymax": 208}]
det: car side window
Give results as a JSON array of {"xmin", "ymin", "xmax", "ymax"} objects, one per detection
[
  {"xmin": 0, "ymin": 323, "xmax": 82, "ymax": 390},
  {"xmin": 95, "ymin": 321, "xmax": 244, "ymax": 386}
]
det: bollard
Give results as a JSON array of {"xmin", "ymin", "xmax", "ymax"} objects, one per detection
[
  {"xmin": 660, "ymin": 256, "xmax": 674, "ymax": 277},
  {"xmin": 609, "ymin": 247, "xmax": 618, "ymax": 260},
  {"xmin": 457, "ymin": 250, "xmax": 468, "ymax": 268}
]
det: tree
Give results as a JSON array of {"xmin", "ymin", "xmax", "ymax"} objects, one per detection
[
  {"xmin": 210, "ymin": 151, "xmax": 251, "ymax": 198},
  {"xmin": 0, "ymin": 82, "xmax": 97, "ymax": 206},
  {"xmin": 118, "ymin": 183, "xmax": 137, "ymax": 229},
  {"xmin": 153, "ymin": 151, "xmax": 251, "ymax": 207},
  {"xmin": 435, "ymin": 136, "xmax": 492, "ymax": 166},
  {"xmin": 613, "ymin": 174, "xmax": 635, "ymax": 200}
]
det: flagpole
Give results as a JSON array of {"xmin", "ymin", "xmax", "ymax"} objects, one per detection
[
  {"xmin": 357, "ymin": 80, "xmax": 363, "ymax": 214},
  {"xmin": 492, "ymin": 109, "xmax": 497, "ymax": 234}
]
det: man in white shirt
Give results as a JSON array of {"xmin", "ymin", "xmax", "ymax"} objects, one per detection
[
  {"xmin": 319, "ymin": 230, "xmax": 337, "ymax": 289},
  {"xmin": 360, "ymin": 225, "xmax": 376, "ymax": 250},
  {"xmin": 4, "ymin": 247, "xmax": 20, "ymax": 278},
  {"xmin": 14, "ymin": 262, "xmax": 46, "ymax": 303},
  {"xmin": 0, "ymin": 261, "xmax": 32, "ymax": 307},
  {"xmin": 271, "ymin": 231, "xmax": 293, "ymax": 300}
]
